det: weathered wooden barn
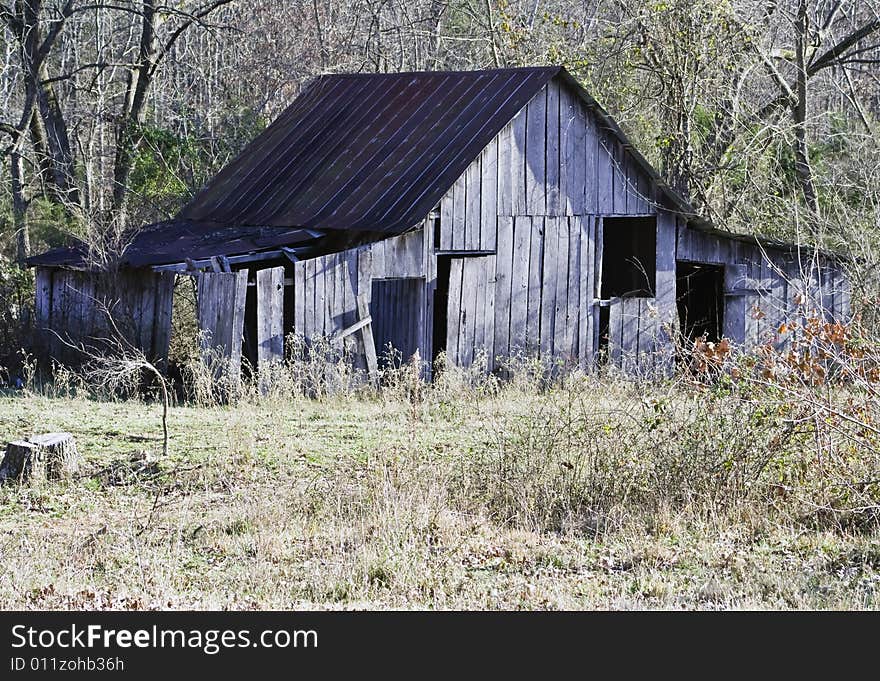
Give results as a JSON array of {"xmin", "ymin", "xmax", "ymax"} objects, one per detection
[{"xmin": 28, "ymin": 66, "xmax": 850, "ymax": 378}]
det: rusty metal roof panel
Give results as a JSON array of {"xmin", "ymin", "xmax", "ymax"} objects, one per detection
[
  {"xmin": 179, "ymin": 67, "xmax": 560, "ymax": 233},
  {"xmin": 120, "ymin": 220, "xmax": 322, "ymax": 267},
  {"xmin": 26, "ymin": 221, "xmax": 325, "ymax": 269}
]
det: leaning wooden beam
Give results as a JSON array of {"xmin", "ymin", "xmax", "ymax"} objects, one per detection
[
  {"xmin": 335, "ymin": 316, "xmax": 372, "ymax": 342},
  {"xmin": 356, "ymin": 293, "xmax": 379, "ymax": 386}
]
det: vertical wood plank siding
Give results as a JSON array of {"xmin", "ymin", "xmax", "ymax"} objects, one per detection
[
  {"xmin": 290, "ymin": 227, "xmax": 429, "ymax": 371},
  {"xmin": 432, "ymin": 78, "xmax": 661, "ymax": 370},
  {"xmin": 36, "ymin": 267, "xmax": 175, "ymax": 367},
  {"xmin": 438, "ymin": 79, "xmax": 656, "ymax": 250},
  {"xmin": 293, "ymin": 251, "xmax": 363, "ymax": 342},
  {"xmin": 197, "ymin": 269, "xmax": 248, "ymax": 385},
  {"xmin": 676, "ymin": 226, "xmax": 850, "ymax": 348},
  {"xmin": 256, "ymin": 266, "xmax": 285, "ymax": 366}
]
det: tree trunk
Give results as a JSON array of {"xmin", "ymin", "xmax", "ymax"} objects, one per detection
[
  {"xmin": 36, "ymin": 64, "xmax": 81, "ymax": 208},
  {"xmin": 794, "ymin": 0, "xmax": 819, "ymax": 218},
  {"xmin": 20, "ymin": 0, "xmax": 79, "ymax": 208},
  {"xmin": 28, "ymin": 105, "xmax": 54, "ymax": 194},
  {"xmin": 112, "ymin": 0, "xmax": 159, "ymax": 218},
  {"xmin": 8, "ymin": 102, "xmax": 35, "ymax": 265},
  {"xmin": 11, "ymin": 144, "xmax": 30, "ymax": 265}
]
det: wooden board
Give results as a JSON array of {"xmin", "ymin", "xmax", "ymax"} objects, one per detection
[
  {"xmin": 479, "ymin": 138, "xmax": 498, "ymax": 251},
  {"xmin": 452, "ymin": 170, "xmax": 467, "ymax": 251},
  {"xmin": 446, "ymin": 257, "xmax": 464, "ymax": 364},
  {"xmin": 560, "ymin": 86, "xmax": 586, "ymax": 216},
  {"xmin": 526, "ymin": 217, "xmax": 544, "ymax": 353},
  {"xmin": 545, "ymin": 81, "xmax": 561, "ymax": 215},
  {"xmin": 540, "ymin": 216, "xmax": 558, "ymax": 358},
  {"xmin": 578, "ymin": 216, "xmax": 595, "ymax": 368},
  {"xmin": 597, "ymin": 132, "xmax": 614, "ymax": 214},
  {"xmin": 525, "ymin": 88, "xmax": 547, "ymax": 215},
  {"xmin": 496, "ymin": 120, "xmax": 514, "ymax": 217},
  {"xmin": 465, "ymin": 155, "xmax": 482, "ymax": 250},
  {"xmin": 561, "ymin": 216, "xmax": 579, "ymax": 362},
  {"xmin": 509, "ymin": 217, "xmax": 531, "ymax": 354},
  {"xmin": 197, "ymin": 269, "xmax": 248, "ymax": 386},
  {"xmin": 493, "ymin": 216, "xmax": 515, "ymax": 366},
  {"xmin": 608, "ymin": 297, "xmax": 656, "ymax": 375},
  {"xmin": 151, "ymin": 272, "xmax": 175, "ymax": 369},
  {"xmin": 511, "ymin": 100, "xmax": 528, "ymax": 215},
  {"xmin": 256, "ymin": 267, "xmax": 285, "ymax": 367}
]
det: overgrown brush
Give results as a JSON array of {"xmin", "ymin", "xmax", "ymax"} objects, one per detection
[
  {"xmin": 9, "ymin": 304, "xmax": 880, "ymax": 542},
  {"xmin": 448, "ymin": 315, "xmax": 880, "ymax": 537}
]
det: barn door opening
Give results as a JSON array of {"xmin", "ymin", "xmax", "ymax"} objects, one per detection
[
  {"xmin": 432, "ymin": 256, "xmax": 453, "ymax": 363},
  {"xmin": 242, "ymin": 271, "xmax": 258, "ymax": 373},
  {"xmin": 597, "ymin": 216, "xmax": 657, "ymax": 360},
  {"xmin": 601, "ymin": 216, "xmax": 657, "ymax": 299},
  {"xmin": 676, "ymin": 262, "xmax": 724, "ymax": 342},
  {"xmin": 370, "ymin": 278, "xmax": 424, "ymax": 368}
]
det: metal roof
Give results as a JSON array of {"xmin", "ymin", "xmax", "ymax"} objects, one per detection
[
  {"xmin": 26, "ymin": 220, "xmax": 329, "ymax": 269},
  {"xmin": 41, "ymin": 65, "xmax": 826, "ymax": 270},
  {"xmin": 180, "ymin": 67, "xmax": 558, "ymax": 231},
  {"xmin": 30, "ymin": 66, "xmax": 560, "ymax": 269}
]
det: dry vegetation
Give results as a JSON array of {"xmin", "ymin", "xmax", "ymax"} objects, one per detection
[
  {"xmin": 1, "ymin": 337, "xmax": 879, "ymax": 610},
  {"xmin": 2, "ymin": 0, "xmax": 880, "ymax": 611}
]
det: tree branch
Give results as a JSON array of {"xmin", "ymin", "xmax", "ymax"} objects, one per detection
[{"xmin": 808, "ymin": 18, "xmax": 880, "ymax": 74}]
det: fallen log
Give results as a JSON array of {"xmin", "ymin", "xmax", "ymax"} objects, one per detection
[{"xmin": 0, "ymin": 433, "xmax": 80, "ymax": 483}]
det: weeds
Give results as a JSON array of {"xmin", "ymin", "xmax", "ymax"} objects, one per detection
[{"xmin": 1, "ymin": 318, "xmax": 880, "ymax": 609}]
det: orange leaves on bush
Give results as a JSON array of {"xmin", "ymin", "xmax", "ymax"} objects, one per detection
[{"xmin": 689, "ymin": 336, "xmax": 733, "ymax": 376}]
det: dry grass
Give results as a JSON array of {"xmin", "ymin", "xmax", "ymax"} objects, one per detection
[{"xmin": 0, "ymin": 362, "xmax": 878, "ymax": 610}]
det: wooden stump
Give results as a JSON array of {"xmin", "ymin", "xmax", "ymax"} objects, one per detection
[{"xmin": 0, "ymin": 433, "xmax": 80, "ymax": 483}]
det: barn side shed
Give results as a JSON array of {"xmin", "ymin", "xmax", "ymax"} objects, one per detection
[{"xmin": 27, "ymin": 66, "xmax": 850, "ymax": 379}]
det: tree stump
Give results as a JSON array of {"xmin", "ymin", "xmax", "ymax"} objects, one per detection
[{"xmin": 0, "ymin": 433, "xmax": 80, "ymax": 483}]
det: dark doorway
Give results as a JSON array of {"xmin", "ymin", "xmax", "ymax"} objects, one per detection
[
  {"xmin": 241, "ymin": 271, "xmax": 258, "ymax": 375},
  {"xmin": 432, "ymin": 256, "xmax": 452, "ymax": 363},
  {"xmin": 676, "ymin": 262, "xmax": 724, "ymax": 341},
  {"xmin": 598, "ymin": 304, "xmax": 610, "ymax": 360},
  {"xmin": 601, "ymin": 216, "xmax": 657, "ymax": 298}
]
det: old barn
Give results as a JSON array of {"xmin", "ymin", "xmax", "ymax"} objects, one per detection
[{"xmin": 28, "ymin": 66, "xmax": 850, "ymax": 379}]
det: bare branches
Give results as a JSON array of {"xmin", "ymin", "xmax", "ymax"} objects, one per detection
[
  {"xmin": 809, "ymin": 17, "xmax": 880, "ymax": 73},
  {"xmin": 51, "ymin": 297, "xmax": 171, "ymax": 457},
  {"xmin": 152, "ymin": 0, "xmax": 236, "ymax": 76}
]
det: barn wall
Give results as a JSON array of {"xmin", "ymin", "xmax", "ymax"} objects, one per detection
[
  {"xmin": 676, "ymin": 224, "xmax": 850, "ymax": 347},
  {"xmin": 433, "ymin": 76, "xmax": 660, "ymax": 371},
  {"xmin": 290, "ymin": 227, "xmax": 430, "ymax": 369},
  {"xmin": 444, "ymin": 215, "xmax": 596, "ymax": 372},
  {"xmin": 437, "ymin": 77, "xmax": 656, "ymax": 253},
  {"xmin": 292, "ymin": 249, "xmax": 364, "ymax": 343},
  {"xmin": 34, "ymin": 267, "xmax": 174, "ymax": 367}
]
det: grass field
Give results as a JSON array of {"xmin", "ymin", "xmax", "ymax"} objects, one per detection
[{"xmin": 0, "ymin": 370, "xmax": 878, "ymax": 610}]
